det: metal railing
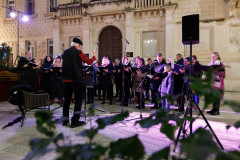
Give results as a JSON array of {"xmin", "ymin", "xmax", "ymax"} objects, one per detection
[
  {"xmin": 59, "ymin": 3, "xmax": 82, "ymax": 17},
  {"xmin": 58, "ymin": 0, "xmax": 82, "ymax": 6},
  {"xmin": 134, "ymin": 0, "xmax": 164, "ymax": 8},
  {"xmin": 89, "ymin": 0, "xmax": 129, "ymax": 5}
]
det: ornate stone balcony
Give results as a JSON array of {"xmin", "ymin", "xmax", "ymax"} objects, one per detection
[
  {"xmin": 57, "ymin": 0, "xmax": 175, "ymax": 18},
  {"xmin": 134, "ymin": 0, "xmax": 165, "ymax": 9},
  {"xmin": 58, "ymin": 3, "xmax": 82, "ymax": 18}
]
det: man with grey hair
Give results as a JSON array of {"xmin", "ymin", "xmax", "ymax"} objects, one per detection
[
  {"xmin": 176, "ymin": 53, "xmax": 184, "ymax": 65},
  {"xmin": 150, "ymin": 53, "xmax": 166, "ymax": 109},
  {"xmin": 62, "ymin": 37, "xmax": 96, "ymax": 128},
  {"xmin": 114, "ymin": 58, "xmax": 122, "ymax": 98}
]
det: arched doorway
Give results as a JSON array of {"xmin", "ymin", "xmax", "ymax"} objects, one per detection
[{"xmin": 98, "ymin": 26, "xmax": 122, "ymax": 64}]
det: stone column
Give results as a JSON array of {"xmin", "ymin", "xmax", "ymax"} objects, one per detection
[
  {"xmin": 135, "ymin": 32, "xmax": 141, "ymax": 57},
  {"xmin": 82, "ymin": 16, "xmax": 92, "ymax": 56},
  {"xmin": 125, "ymin": 12, "xmax": 135, "ymax": 56},
  {"xmin": 165, "ymin": 6, "xmax": 176, "ymax": 58},
  {"xmin": 53, "ymin": 20, "xmax": 63, "ymax": 57}
]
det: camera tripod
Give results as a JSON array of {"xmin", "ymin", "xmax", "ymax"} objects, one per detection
[
  {"xmin": 173, "ymin": 92, "xmax": 224, "ymax": 152},
  {"xmin": 174, "ymin": 42, "xmax": 224, "ymax": 151}
]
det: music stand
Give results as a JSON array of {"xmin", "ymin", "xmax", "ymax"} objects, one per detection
[
  {"xmin": 110, "ymin": 39, "xmax": 129, "ymax": 114},
  {"xmin": 83, "ymin": 64, "xmax": 105, "ymax": 122},
  {"xmin": 126, "ymin": 64, "xmax": 155, "ymax": 121}
]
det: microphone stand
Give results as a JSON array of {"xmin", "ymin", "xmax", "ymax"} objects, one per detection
[
  {"xmin": 51, "ymin": 42, "xmax": 65, "ymax": 112},
  {"xmin": 126, "ymin": 62, "xmax": 155, "ymax": 121},
  {"xmin": 110, "ymin": 39, "xmax": 129, "ymax": 114},
  {"xmin": 120, "ymin": 39, "xmax": 129, "ymax": 113}
]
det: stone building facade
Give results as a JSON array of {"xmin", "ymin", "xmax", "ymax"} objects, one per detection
[{"xmin": 0, "ymin": 0, "xmax": 240, "ymax": 92}]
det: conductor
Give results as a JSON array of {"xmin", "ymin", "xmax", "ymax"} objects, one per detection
[{"xmin": 62, "ymin": 37, "xmax": 96, "ymax": 128}]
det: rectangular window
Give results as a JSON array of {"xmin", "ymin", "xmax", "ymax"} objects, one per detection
[
  {"xmin": 48, "ymin": 39, "xmax": 54, "ymax": 56},
  {"xmin": 142, "ymin": 31, "xmax": 158, "ymax": 57},
  {"xmin": 6, "ymin": 0, "xmax": 15, "ymax": 18},
  {"xmin": 49, "ymin": 0, "xmax": 58, "ymax": 12},
  {"xmin": 27, "ymin": 0, "xmax": 35, "ymax": 15},
  {"xmin": 26, "ymin": 41, "xmax": 35, "ymax": 58}
]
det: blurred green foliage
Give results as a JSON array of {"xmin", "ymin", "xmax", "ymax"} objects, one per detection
[{"xmin": 25, "ymin": 69, "xmax": 240, "ymax": 160}]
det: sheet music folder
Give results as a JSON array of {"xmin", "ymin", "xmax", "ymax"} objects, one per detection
[
  {"xmin": 147, "ymin": 75, "xmax": 154, "ymax": 79},
  {"xmin": 173, "ymin": 64, "xmax": 183, "ymax": 74},
  {"xmin": 131, "ymin": 67, "xmax": 140, "ymax": 73},
  {"xmin": 98, "ymin": 66, "xmax": 107, "ymax": 72},
  {"xmin": 201, "ymin": 65, "xmax": 225, "ymax": 72},
  {"xmin": 40, "ymin": 66, "xmax": 50, "ymax": 71},
  {"xmin": 51, "ymin": 67, "xmax": 61, "ymax": 72},
  {"xmin": 83, "ymin": 65, "xmax": 93, "ymax": 72},
  {"xmin": 28, "ymin": 62, "xmax": 38, "ymax": 67},
  {"xmin": 147, "ymin": 73, "xmax": 163, "ymax": 79}
]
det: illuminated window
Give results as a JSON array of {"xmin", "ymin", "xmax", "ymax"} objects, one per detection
[{"xmin": 142, "ymin": 31, "xmax": 157, "ymax": 57}]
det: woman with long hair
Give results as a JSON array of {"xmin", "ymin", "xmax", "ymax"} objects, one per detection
[
  {"xmin": 40, "ymin": 55, "xmax": 53, "ymax": 93},
  {"xmin": 50, "ymin": 55, "xmax": 64, "ymax": 104},
  {"xmin": 207, "ymin": 52, "xmax": 225, "ymax": 115},
  {"xmin": 133, "ymin": 58, "xmax": 147, "ymax": 109}
]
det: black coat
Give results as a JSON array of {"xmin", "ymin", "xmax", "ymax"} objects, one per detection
[
  {"xmin": 40, "ymin": 62, "xmax": 52, "ymax": 91},
  {"xmin": 17, "ymin": 57, "xmax": 36, "ymax": 87},
  {"xmin": 62, "ymin": 47, "xmax": 83, "ymax": 82},
  {"xmin": 114, "ymin": 64, "xmax": 123, "ymax": 87},
  {"xmin": 50, "ymin": 65, "xmax": 64, "ymax": 98}
]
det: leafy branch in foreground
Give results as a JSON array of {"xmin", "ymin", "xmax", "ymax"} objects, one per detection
[
  {"xmin": 25, "ymin": 108, "xmax": 146, "ymax": 160},
  {"xmin": 135, "ymin": 109, "xmax": 181, "ymax": 140},
  {"xmin": 189, "ymin": 69, "xmax": 222, "ymax": 109},
  {"xmin": 25, "ymin": 69, "xmax": 240, "ymax": 160}
]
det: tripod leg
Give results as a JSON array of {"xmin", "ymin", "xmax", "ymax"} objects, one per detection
[
  {"xmin": 20, "ymin": 112, "xmax": 26, "ymax": 127},
  {"xmin": 190, "ymin": 100, "xmax": 193, "ymax": 135},
  {"xmin": 85, "ymin": 87, "xmax": 87, "ymax": 122},
  {"xmin": 193, "ymin": 101, "xmax": 224, "ymax": 150},
  {"xmin": 174, "ymin": 108, "xmax": 189, "ymax": 152},
  {"xmin": 51, "ymin": 97, "xmax": 64, "ymax": 112}
]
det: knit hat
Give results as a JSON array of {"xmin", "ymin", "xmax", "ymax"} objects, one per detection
[{"xmin": 185, "ymin": 57, "xmax": 190, "ymax": 61}]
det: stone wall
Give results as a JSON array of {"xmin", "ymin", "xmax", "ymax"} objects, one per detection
[
  {"xmin": 0, "ymin": 0, "xmax": 57, "ymax": 63},
  {"xmin": 171, "ymin": 0, "xmax": 240, "ymax": 92}
]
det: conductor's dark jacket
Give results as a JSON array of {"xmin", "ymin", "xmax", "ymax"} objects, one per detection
[{"xmin": 62, "ymin": 46, "xmax": 96, "ymax": 82}]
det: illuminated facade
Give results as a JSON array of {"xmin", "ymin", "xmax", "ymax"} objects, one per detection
[{"xmin": 0, "ymin": 0, "xmax": 240, "ymax": 91}]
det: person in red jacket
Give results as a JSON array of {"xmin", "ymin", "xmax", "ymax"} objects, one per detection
[{"xmin": 61, "ymin": 37, "xmax": 96, "ymax": 128}]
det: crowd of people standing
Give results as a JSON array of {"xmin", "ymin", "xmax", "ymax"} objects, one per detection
[{"xmin": 17, "ymin": 37, "xmax": 225, "ymax": 128}]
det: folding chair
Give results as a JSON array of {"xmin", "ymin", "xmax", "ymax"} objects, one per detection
[{"xmin": 21, "ymin": 90, "xmax": 50, "ymax": 127}]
